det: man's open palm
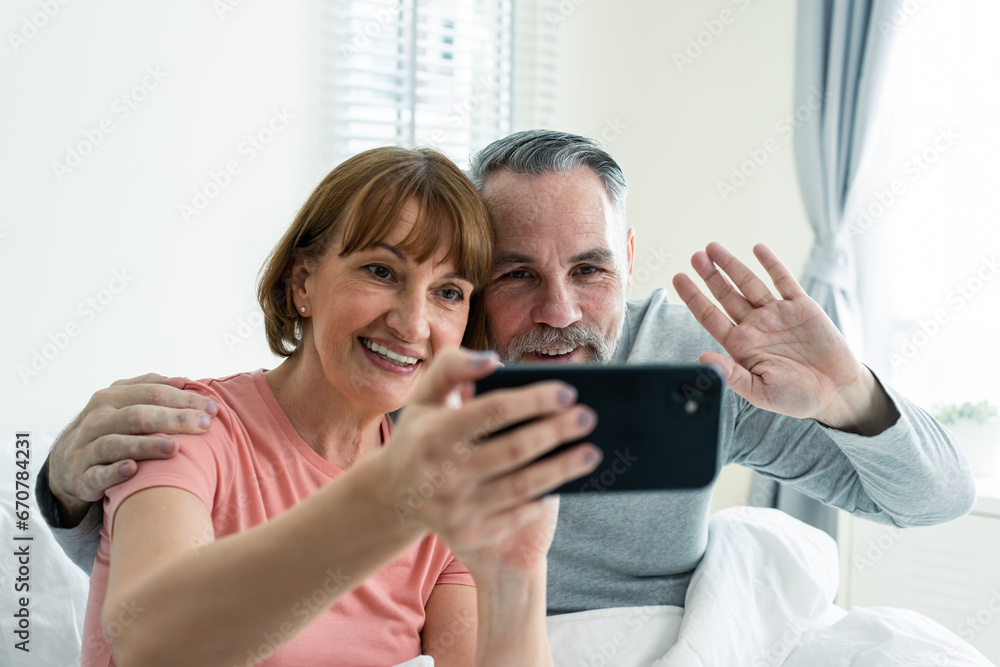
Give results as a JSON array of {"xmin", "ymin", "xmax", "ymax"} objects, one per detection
[{"xmin": 672, "ymin": 242, "xmax": 867, "ymax": 423}]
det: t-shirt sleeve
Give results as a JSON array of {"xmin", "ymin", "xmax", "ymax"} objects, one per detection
[
  {"xmin": 102, "ymin": 380, "xmax": 234, "ymax": 540},
  {"xmin": 436, "ymin": 557, "xmax": 475, "ymax": 587}
]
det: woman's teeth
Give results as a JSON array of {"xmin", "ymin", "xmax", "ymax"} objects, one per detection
[
  {"xmin": 538, "ymin": 347, "xmax": 576, "ymax": 356},
  {"xmin": 363, "ymin": 338, "xmax": 419, "ymax": 366}
]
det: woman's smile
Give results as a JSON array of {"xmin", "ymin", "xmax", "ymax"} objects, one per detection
[{"xmin": 358, "ymin": 335, "xmax": 424, "ymax": 376}]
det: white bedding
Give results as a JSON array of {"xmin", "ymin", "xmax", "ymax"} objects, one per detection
[
  {"xmin": 399, "ymin": 506, "xmax": 994, "ymax": 667},
  {"xmin": 542, "ymin": 507, "xmax": 994, "ymax": 667}
]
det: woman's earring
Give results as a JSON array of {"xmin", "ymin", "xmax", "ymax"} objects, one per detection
[{"xmin": 300, "ymin": 306, "xmax": 307, "ymax": 313}]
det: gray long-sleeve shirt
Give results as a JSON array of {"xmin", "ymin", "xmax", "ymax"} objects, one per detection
[{"xmin": 38, "ymin": 288, "xmax": 977, "ymax": 614}]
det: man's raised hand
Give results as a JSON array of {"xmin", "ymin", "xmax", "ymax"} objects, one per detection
[{"xmin": 672, "ymin": 242, "xmax": 897, "ymax": 434}]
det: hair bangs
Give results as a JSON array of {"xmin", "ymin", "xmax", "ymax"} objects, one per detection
[{"xmin": 338, "ymin": 162, "xmax": 492, "ymax": 290}]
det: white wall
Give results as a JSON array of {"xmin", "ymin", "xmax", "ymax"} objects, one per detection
[
  {"xmin": 550, "ymin": 0, "xmax": 812, "ymax": 509},
  {"xmin": 551, "ymin": 0, "xmax": 810, "ymax": 299},
  {"xmin": 1, "ymin": 1, "xmax": 331, "ymax": 439}
]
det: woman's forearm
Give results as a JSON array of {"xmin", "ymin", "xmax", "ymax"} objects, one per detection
[
  {"xmin": 106, "ymin": 449, "xmax": 425, "ymax": 667},
  {"xmin": 472, "ymin": 564, "xmax": 553, "ymax": 667}
]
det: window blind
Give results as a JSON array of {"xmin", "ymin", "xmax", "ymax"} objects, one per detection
[{"xmin": 322, "ymin": 0, "xmax": 554, "ymax": 169}]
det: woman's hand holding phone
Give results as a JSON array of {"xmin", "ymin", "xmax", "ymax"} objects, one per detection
[{"xmin": 371, "ymin": 347, "xmax": 601, "ymax": 572}]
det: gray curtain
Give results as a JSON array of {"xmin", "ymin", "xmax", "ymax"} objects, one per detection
[{"xmin": 749, "ymin": 0, "xmax": 900, "ymax": 540}]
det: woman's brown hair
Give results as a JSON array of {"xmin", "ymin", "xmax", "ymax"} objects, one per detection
[{"xmin": 257, "ymin": 146, "xmax": 494, "ymax": 357}]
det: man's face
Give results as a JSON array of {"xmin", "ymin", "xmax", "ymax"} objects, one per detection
[{"xmin": 481, "ymin": 166, "xmax": 635, "ymax": 364}]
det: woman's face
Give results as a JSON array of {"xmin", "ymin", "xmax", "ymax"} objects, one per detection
[{"xmin": 297, "ymin": 198, "xmax": 475, "ymax": 414}]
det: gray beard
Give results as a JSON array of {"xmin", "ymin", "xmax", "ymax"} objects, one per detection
[{"xmin": 494, "ymin": 308, "xmax": 626, "ymax": 365}]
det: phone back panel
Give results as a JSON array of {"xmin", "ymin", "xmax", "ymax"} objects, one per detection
[{"xmin": 475, "ymin": 363, "xmax": 723, "ymax": 494}]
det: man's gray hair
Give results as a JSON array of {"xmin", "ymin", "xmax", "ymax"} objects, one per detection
[{"xmin": 468, "ymin": 129, "xmax": 628, "ymax": 223}]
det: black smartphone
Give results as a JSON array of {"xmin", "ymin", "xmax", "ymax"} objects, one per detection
[{"xmin": 474, "ymin": 364, "xmax": 724, "ymax": 494}]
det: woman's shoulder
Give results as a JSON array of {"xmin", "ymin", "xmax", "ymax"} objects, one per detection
[
  {"xmin": 135, "ymin": 370, "xmax": 266, "ymax": 473},
  {"xmin": 183, "ymin": 369, "xmax": 260, "ymax": 402},
  {"xmin": 100, "ymin": 371, "xmax": 265, "ymax": 536},
  {"xmin": 179, "ymin": 370, "xmax": 267, "ymax": 429}
]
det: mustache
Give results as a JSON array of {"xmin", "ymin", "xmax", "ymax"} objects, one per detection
[
  {"xmin": 509, "ymin": 323, "xmax": 602, "ymax": 350},
  {"xmin": 500, "ymin": 323, "xmax": 617, "ymax": 363}
]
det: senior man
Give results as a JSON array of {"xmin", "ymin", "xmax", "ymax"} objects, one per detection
[{"xmin": 38, "ymin": 130, "xmax": 974, "ymax": 616}]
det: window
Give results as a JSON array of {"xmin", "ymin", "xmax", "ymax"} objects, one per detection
[
  {"xmin": 856, "ymin": 0, "xmax": 1000, "ymax": 410},
  {"xmin": 322, "ymin": 0, "xmax": 555, "ymax": 169}
]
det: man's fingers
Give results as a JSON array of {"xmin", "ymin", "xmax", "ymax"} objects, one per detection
[
  {"xmin": 672, "ymin": 273, "xmax": 735, "ymax": 348},
  {"xmin": 88, "ymin": 433, "xmax": 181, "ymax": 466},
  {"xmin": 100, "ymin": 404, "xmax": 212, "ymax": 437},
  {"xmin": 704, "ymin": 242, "xmax": 777, "ymax": 308},
  {"xmin": 110, "ymin": 373, "xmax": 170, "ymax": 387},
  {"xmin": 160, "ymin": 376, "xmax": 191, "ymax": 390},
  {"xmin": 690, "ymin": 250, "xmax": 753, "ymax": 322},
  {"xmin": 409, "ymin": 348, "xmax": 502, "ymax": 406},
  {"xmin": 753, "ymin": 243, "xmax": 807, "ymax": 300},
  {"xmin": 98, "ymin": 383, "xmax": 217, "ymax": 414},
  {"xmin": 77, "ymin": 460, "xmax": 138, "ymax": 502}
]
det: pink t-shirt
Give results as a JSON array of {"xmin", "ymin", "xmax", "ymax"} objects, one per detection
[{"xmin": 81, "ymin": 369, "xmax": 474, "ymax": 667}]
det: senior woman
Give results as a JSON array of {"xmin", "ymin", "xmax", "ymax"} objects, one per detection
[{"xmin": 81, "ymin": 147, "xmax": 602, "ymax": 667}]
